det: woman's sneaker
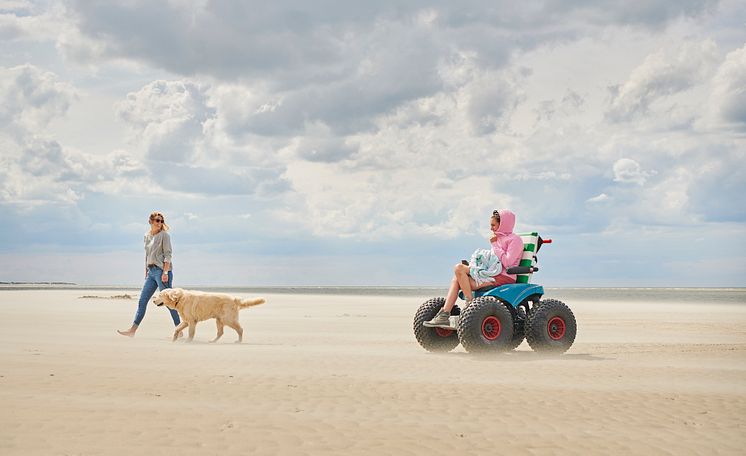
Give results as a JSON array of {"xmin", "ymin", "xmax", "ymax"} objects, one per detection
[{"xmin": 423, "ymin": 310, "xmax": 451, "ymax": 328}]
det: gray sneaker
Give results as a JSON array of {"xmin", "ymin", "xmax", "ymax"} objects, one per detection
[{"xmin": 423, "ymin": 310, "xmax": 451, "ymax": 328}]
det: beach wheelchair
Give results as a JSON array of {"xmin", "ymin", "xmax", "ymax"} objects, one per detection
[{"xmin": 413, "ymin": 233, "xmax": 576, "ymax": 354}]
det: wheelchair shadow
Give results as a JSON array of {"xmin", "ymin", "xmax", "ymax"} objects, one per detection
[{"xmin": 450, "ymin": 351, "xmax": 611, "ymax": 362}]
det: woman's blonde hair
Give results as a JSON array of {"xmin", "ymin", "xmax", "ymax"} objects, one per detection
[{"xmin": 149, "ymin": 211, "xmax": 170, "ymax": 231}]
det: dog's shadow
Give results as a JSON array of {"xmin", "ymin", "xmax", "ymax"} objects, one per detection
[{"xmin": 172, "ymin": 339, "xmax": 281, "ymax": 346}]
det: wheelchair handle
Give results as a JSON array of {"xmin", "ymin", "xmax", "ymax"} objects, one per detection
[{"xmin": 506, "ymin": 266, "xmax": 539, "ymax": 275}]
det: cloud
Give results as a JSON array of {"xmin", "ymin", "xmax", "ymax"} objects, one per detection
[
  {"xmin": 534, "ymin": 90, "xmax": 585, "ymax": 123},
  {"xmin": 686, "ymin": 148, "xmax": 746, "ymax": 222},
  {"xmin": 112, "ymin": 79, "xmax": 293, "ymax": 197},
  {"xmin": 64, "ymin": 1, "xmax": 719, "ymax": 75},
  {"xmin": 281, "ymin": 151, "xmax": 518, "ymax": 240},
  {"xmin": 196, "ymin": 21, "xmax": 444, "ymax": 137},
  {"xmin": 116, "ymin": 80, "xmax": 213, "ymax": 163},
  {"xmin": 0, "ymin": 64, "xmax": 147, "ymax": 208},
  {"xmin": 606, "ymin": 40, "xmax": 719, "ymax": 121},
  {"xmin": 294, "ymin": 134, "xmax": 358, "ymax": 163},
  {"xmin": 586, "ymin": 193, "xmax": 609, "ymax": 204},
  {"xmin": 207, "ymin": 84, "xmax": 291, "ymax": 138},
  {"xmin": 612, "ymin": 158, "xmax": 655, "ymax": 186},
  {"xmin": 0, "ymin": 137, "xmax": 148, "ymax": 207},
  {"xmin": 0, "ymin": 1, "xmax": 66, "ymax": 42},
  {"xmin": 58, "ymin": 1, "xmax": 718, "ymax": 140},
  {"xmin": 710, "ymin": 44, "xmax": 746, "ymax": 131},
  {"xmin": 154, "ymin": 163, "xmax": 289, "ymax": 196},
  {"xmin": 0, "ymin": 64, "xmax": 76, "ymax": 136},
  {"xmin": 19, "ymin": 137, "xmax": 66, "ymax": 176},
  {"xmin": 62, "ymin": 1, "xmax": 446, "ymax": 138},
  {"xmin": 558, "ymin": 0, "xmax": 718, "ymax": 28},
  {"xmin": 1, "ymin": 0, "xmax": 744, "ymax": 288},
  {"xmin": 465, "ymin": 71, "xmax": 525, "ymax": 135}
]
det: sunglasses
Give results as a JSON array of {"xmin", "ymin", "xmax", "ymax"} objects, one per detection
[
  {"xmin": 492, "ymin": 210, "xmax": 501, "ymax": 222},
  {"xmin": 152, "ymin": 218, "xmax": 164, "ymax": 223}
]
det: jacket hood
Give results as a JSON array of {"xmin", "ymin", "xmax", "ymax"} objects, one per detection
[{"xmin": 496, "ymin": 209, "xmax": 516, "ymax": 234}]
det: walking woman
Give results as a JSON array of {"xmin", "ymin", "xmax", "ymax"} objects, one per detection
[{"xmin": 118, "ymin": 211, "xmax": 181, "ymax": 337}]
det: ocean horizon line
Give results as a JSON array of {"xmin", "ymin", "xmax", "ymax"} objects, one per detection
[
  {"xmin": 1, "ymin": 282, "xmax": 744, "ymax": 291},
  {"xmin": 2, "ymin": 283, "xmax": 744, "ymax": 304}
]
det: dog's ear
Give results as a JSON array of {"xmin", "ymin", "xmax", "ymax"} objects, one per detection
[
  {"xmin": 159, "ymin": 289, "xmax": 175, "ymax": 306},
  {"xmin": 169, "ymin": 288, "xmax": 184, "ymax": 304}
]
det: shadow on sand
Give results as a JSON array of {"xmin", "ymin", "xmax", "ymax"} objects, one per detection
[{"xmin": 446, "ymin": 351, "xmax": 611, "ymax": 362}]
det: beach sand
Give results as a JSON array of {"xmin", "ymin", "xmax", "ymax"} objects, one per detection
[{"xmin": 0, "ymin": 289, "xmax": 744, "ymax": 455}]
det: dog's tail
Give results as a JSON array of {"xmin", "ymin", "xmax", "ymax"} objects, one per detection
[{"xmin": 237, "ymin": 297, "xmax": 266, "ymax": 308}]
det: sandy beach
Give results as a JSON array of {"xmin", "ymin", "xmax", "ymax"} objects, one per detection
[{"xmin": 1, "ymin": 288, "xmax": 745, "ymax": 455}]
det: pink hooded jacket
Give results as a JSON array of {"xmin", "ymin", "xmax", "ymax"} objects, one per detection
[{"xmin": 490, "ymin": 209, "xmax": 524, "ymax": 284}]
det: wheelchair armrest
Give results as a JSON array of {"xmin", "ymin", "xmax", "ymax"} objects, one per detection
[{"xmin": 506, "ymin": 266, "xmax": 539, "ymax": 275}]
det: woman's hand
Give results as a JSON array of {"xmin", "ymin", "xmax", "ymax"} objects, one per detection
[
  {"xmin": 161, "ymin": 272, "xmax": 169, "ymax": 283},
  {"xmin": 489, "ymin": 235, "xmax": 498, "ymax": 243}
]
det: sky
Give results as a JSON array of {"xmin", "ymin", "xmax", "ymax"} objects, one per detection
[{"xmin": 0, "ymin": 0, "xmax": 745, "ymax": 287}]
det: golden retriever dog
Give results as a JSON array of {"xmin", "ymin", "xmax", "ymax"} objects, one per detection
[{"xmin": 153, "ymin": 288, "xmax": 265, "ymax": 343}]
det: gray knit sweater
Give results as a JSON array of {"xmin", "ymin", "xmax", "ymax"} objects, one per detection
[{"xmin": 144, "ymin": 230, "xmax": 173, "ymax": 270}]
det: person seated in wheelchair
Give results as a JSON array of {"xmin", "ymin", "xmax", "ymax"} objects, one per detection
[{"xmin": 424, "ymin": 209, "xmax": 524, "ymax": 328}]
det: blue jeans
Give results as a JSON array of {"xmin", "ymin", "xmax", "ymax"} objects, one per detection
[{"xmin": 133, "ymin": 266, "xmax": 180, "ymax": 326}]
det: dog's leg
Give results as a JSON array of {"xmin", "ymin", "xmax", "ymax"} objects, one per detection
[
  {"xmin": 210, "ymin": 319, "xmax": 224, "ymax": 343},
  {"xmin": 226, "ymin": 321, "xmax": 243, "ymax": 343},
  {"xmin": 187, "ymin": 320, "xmax": 197, "ymax": 341},
  {"xmin": 172, "ymin": 321, "xmax": 189, "ymax": 342}
]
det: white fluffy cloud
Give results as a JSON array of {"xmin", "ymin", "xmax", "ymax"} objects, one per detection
[
  {"xmin": 606, "ymin": 40, "xmax": 719, "ymax": 121},
  {"xmin": 0, "ymin": 64, "xmax": 75, "ymax": 136},
  {"xmin": 586, "ymin": 193, "xmax": 609, "ymax": 204},
  {"xmin": 612, "ymin": 158, "xmax": 655, "ymax": 185},
  {"xmin": 0, "ymin": 63, "xmax": 149, "ymax": 207},
  {"xmin": 0, "ymin": 64, "xmax": 77, "ymax": 206},
  {"xmin": 114, "ymin": 79, "xmax": 293, "ymax": 197},
  {"xmin": 0, "ymin": 137, "xmax": 147, "ymax": 207},
  {"xmin": 116, "ymin": 80, "xmax": 212, "ymax": 163},
  {"xmin": 0, "ymin": 1, "xmax": 65, "ymax": 41},
  {"xmin": 710, "ymin": 44, "xmax": 746, "ymax": 130}
]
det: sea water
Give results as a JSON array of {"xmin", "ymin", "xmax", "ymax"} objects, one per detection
[{"xmin": 1, "ymin": 284, "xmax": 744, "ymax": 305}]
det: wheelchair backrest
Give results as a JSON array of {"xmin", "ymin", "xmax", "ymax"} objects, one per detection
[{"xmin": 516, "ymin": 232, "xmax": 540, "ymax": 283}]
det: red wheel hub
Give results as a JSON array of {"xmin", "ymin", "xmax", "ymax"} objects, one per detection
[
  {"xmin": 481, "ymin": 316, "xmax": 501, "ymax": 340},
  {"xmin": 434, "ymin": 327, "xmax": 453, "ymax": 337},
  {"xmin": 547, "ymin": 316, "xmax": 566, "ymax": 340}
]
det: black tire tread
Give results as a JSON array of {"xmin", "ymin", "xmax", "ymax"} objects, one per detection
[
  {"xmin": 457, "ymin": 296, "xmax": 514, "ymax": 353},
  {"xmin": 413, "ymin": 297, "xmax": 459, "ymax": 352},
  {"xmin": 526, "ymin": 298, "xmax": 577, "ymax": 354}
]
